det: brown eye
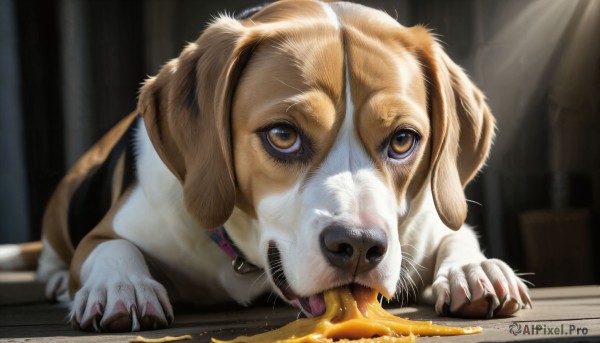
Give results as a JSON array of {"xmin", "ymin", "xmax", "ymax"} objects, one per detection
[
  {"xmin": 388, "ymin": 129, "xmax": 419, "ymax": 159},
  {"xmin": 266, "ymin": 125, "xmax": 301, "ymax": 154}
]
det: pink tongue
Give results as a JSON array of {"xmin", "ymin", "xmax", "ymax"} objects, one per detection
[
  {"xmin": 307, "ymin": 293, "xmax": 325, "ymax": 317},
  {"xmin": 290, "ymin": 293, "xmax": 326, "ymax": 317}
]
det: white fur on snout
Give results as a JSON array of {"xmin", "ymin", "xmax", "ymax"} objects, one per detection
[{"xmin": 256, "ymin": 70, "xmax": 402, "ymax": 300}]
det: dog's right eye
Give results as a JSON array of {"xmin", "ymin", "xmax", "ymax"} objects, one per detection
[{"xmin": 266, "ymin": 125, "xmax": 301, "ymax": 154}]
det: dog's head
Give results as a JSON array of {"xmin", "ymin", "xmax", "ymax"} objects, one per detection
[{"xmin": 138, "ymin": 0, "xmax": 494, "ymax": 316}]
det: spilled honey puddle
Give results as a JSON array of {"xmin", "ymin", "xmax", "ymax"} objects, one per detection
[{"xmin": 212, "ymin": 287, "xmax": 482, "ymax": 342}]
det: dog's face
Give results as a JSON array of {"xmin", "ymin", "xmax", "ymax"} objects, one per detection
[
  {"xmin": 139, "ymin": 0, "xmax": 494, "ymax": 316},
  {"xmin": 230, "ymin": 3, "xmax": 430, "ymax": 313}
]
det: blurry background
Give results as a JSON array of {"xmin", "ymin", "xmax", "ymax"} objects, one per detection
[{"xmin": 0, "ymin": 0, "xmax": 598, "ymax": 287}]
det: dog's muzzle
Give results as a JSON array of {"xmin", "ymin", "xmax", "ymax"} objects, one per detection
[{"xmin": 267, "ymin": 225, "xmax": 388, "ymax": 317}]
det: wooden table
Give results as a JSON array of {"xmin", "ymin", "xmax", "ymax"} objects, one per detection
[{"xmin": 1, "ymin": 272, "xmax": 598, "ymax": 342}]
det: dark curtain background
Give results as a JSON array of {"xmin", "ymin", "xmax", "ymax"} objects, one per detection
[{"xmin": 1, "ymin": 0, "xmax": 598, "ymax": 287}]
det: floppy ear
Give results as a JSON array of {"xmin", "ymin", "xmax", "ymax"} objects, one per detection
[
  {"xmin": 416, "ymin": 31, "xmax": 496, "ymax": 230},
  {"xmin": 138, "ymin": 17, "xmax": 260, "ymax": 229}
]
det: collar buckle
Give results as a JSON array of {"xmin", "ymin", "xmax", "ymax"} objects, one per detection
[{"xmin": 209, "ymin": 226, "xmax": 262, "ymax": 275}]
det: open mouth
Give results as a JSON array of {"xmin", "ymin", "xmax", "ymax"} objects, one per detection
[
  {"xmin": 268, "ymin": 243, "xmax": 326, "ymax": 317},
  {"xmin": 267, "ymin": 242, "xmax": 377, "ymax": 318}
]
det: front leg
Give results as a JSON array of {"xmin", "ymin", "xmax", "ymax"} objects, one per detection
[
  {"xmin": 70, "ymin": 240, "xmax": 173, "ymax": 332},
  {"xmin": 431, "ymin": 226, "xmax": 531, "ymax": 318}
]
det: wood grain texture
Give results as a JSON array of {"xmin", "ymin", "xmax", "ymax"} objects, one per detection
[{"xmin": 1, "ymin": 272, "xmax": 598, "ymax": 342}]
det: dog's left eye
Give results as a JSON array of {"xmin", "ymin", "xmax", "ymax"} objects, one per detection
[
  {"xmin": 387, "ymin": 129, "xmax": 419, "ymax": 160},
  {"xmin": 259, "ymin": 122, "xmax": 313, "ymax": 163}
]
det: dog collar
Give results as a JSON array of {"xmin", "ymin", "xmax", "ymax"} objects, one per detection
[{"xmin": 208, "ymin": 227, "xmax": 261, "ymax": 274}]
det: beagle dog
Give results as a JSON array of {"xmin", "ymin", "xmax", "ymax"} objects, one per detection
[{"xmin": 36, "ymin": 0, "xmax": 531, "ymax": 332}]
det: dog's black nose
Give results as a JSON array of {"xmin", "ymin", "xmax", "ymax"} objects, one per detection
[{"xmin": 319, "ymin": 225, "xmax": 387, "ymax": 275}]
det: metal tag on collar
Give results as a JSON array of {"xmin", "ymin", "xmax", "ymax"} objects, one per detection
[{"xmin": 232, "ymin": 255, "xmax": 260, "ymax": 274}]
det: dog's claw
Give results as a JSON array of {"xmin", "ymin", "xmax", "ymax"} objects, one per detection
[
  {"xmin": 92, "ymin": 315, "xmax": 102, "ymax": 333},
  {"xmin": 442, "ymin": 302, "xmax": 450, "ymax": 316},
  {"xmin": 517, "ymin": 279, "xmax": 533, "ymax": 309},
  {"xmin": 79, "ymin": 302, "xmax": 105, "ymax": 332},
  {"xmin": 140, "ymin": 302, "xmax": 169, "ymax": 330},
  {"xmin": 499, "ymin": 293, "xmax": 508, "ymax": 307},
  {"xmin": 485, "ymin": 297, "xmax": 495, "ymax": 319},
  {"xmin": 523, "ymin": 292, "xmax": 533, "ymax": 309},
  {"xmin": 100, "ymin": 300, "xmax": 133, "ymax": 332}
]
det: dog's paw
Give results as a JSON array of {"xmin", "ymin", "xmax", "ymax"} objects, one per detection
[
  {"xmin": 45, "ymin": 270, "xmax": 70, "ymax": 303},
  {"xmin": 69, "ymin": 274, "xmax": 173, "ymax": 332},
  {"xmin": 432, "ymin": 258, "xmax": 531, "ymax": 318}
]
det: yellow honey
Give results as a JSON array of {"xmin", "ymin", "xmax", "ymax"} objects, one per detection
[{"xmin": 212, "ymin": 287, "xmax": 482, "ymax": 342}]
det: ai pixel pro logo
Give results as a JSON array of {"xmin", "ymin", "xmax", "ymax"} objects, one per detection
[{"xmin": 509, "ymin": 322, "xmax": 590, "ymax": 336}]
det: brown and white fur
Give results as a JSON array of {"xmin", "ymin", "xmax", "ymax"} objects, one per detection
[{"xmin": 34, "ymin": 0, "xmax": 530, "ymax": 332}]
